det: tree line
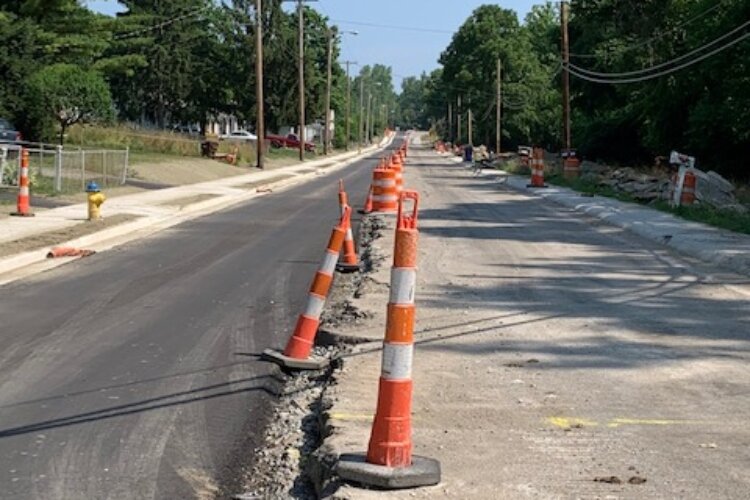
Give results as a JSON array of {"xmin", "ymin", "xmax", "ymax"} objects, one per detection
[
  {"xmin": 0, "ymin": 0, "xmax": 397, "ymax": 146},
  {"xmin": 401, "ymin": 1, "xmax": 749, "ymax": 178}
]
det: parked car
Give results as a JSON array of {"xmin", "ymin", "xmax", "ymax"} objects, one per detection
[
  {"xmin": 266, "ymin": 133, "xmax": 315, "ymax": 152},
  {"xmin": 0, "ymin": 118, "xmax": 22, "ymax": 142},
  {"xmin": 220, "ymin": 130, "xmax": 258, "ymax": 141}
]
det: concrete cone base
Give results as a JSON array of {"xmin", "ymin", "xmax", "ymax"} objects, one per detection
[
  {"xmin": 260, "ymin": 348, "xmax": 329, "ymax": 371},
  {"xmin": 337, "ymin": 453, "xmax": 441, "ymax": 490},
  {"xmin": 336, "ymin": 262, "xmax": 363, "ymax": 274}
]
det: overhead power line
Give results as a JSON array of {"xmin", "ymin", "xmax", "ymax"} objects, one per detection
[
  {"xmin": 565, "ymin": 30, "xmax": 750, "ymax": 84},
  {"xmin": 331, "ymin": 19, "xmax": 453, "ymax": 35},
  {"xmin": 569, "ymin": 1, "xmax": 728, "ymax": 59},
  {"xmin": 568, "ymin": 18, "xmax": 750, "ymax": 78},
  {"xmin": 113, "ymin": 7, "xmax": 209, "ymax": 40}
]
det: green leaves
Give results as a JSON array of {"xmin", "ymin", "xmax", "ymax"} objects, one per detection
[{"xmin": 25, "ymin": 63, "xmax": 113, "ymax": 143}]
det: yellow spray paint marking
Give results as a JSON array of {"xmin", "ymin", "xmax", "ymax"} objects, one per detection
[
  {"xmin": 548, "ymin": 416, "xmax": 704, "ymax": 429},
  {"xmin": 547, "ymin": 417, "xmax": 598, "ymax": 429}
]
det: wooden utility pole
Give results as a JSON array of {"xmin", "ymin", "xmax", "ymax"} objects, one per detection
[
  {"xmin": 358, "ymin": 76, "xmax": 364, "ymax": 153},
  {"xmin": 343, "ymin": 61, "xmax": 356, "ymax": 151},
  {"xmin": 324, "ymin": 28, "xmax": 334, "ymax": 155},
  {"xmin": 447, "ymin": 102, "xmax": 453, "ymax": 143},
  {"xmin": 366, "ymin": 93, "xmax": 372, "ymax": 144},
  {"xmin": 468, "ymin": 108, "xmax": 473, "ymax": 146},
  {"xmin": 457, "ymin": 95, "xmax": 462, "ymax": 144},
  {"xmin": 496, "ymin": 58, "xmax": 502, "ymax": 154},
  {"xmin": 561, "ymin": 0, "xmax": 572, "ymax": 151},
  {"xmin": 297, "ymin": 0, "xmax": 306, "ymax": 161},
  {"xmin": 255, "ymin": 0, "xmax": 265, "ymax": 169}
]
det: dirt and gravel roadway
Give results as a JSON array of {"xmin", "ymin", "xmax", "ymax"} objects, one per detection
[
  {"xmin": 0, "ymin": 144, "xmax": 392, "ymax": 499},
  {"xmin": 312, "ymin": 141, "xmax": 750, "ymax": 499}
]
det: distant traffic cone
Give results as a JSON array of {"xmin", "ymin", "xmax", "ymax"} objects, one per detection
[
  {"xmin": 527, "ymin": 146, "xmax": 547, "ymax": 188},
  {"xmin": 337, "ymin": 190, "xmax": 441, "ymax": 490},
  {"xmin": 390, "ymin": 155, "xmax": 404, "ymax": 195},
  {"xmin": 10, "ymin": 148, "xmax": 34, "ymax": 217},
  {"xmin": 262, "ymin": 206, "xmax": 351, "ymax": 370},
  {"xmin": 336, "ymin": 180, "xmax": 362, "ymax": 273}
]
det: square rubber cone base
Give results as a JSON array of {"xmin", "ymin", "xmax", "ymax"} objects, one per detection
[
  {"xmin": 527, "ymin": 184, "xmax": 548, "ymax": 188},
  {"xmin": 260, "ymin": 348, "xmax": 329, "ymax": 371},
  {"xmin": 337, "ymin": 453, "xmax": 441, "ymax": 490},
  {"xmin": 336, "ymin": 262, "xmax": 363, "ymax": 274},
  {"xmin": 10, "ymin": 212, "xmax": 35, "ymax": 217}
]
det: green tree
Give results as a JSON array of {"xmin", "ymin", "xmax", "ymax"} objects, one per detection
[
  {"xmin": 26, "ymin": 64, "xmax": 114, "ymax": 144},
  {"xmin": 438, "ymin": 4, "xmax": 560, "ymax": 149}
]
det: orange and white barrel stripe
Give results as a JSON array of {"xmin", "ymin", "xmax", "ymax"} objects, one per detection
[
  {"xmin": 681, "ymin": 171, "xmax": 697, "ymax": 206},
  {"xmin": 366, "ymin": 190, "xmax": 420, "ymax": 467},
  {"xmin": 283, "ymin": 207, "xmax": 350, "ymax": 359},
  {"xmin": 15, "ymin": 149, "xmax": 32, "ymax": 215},
  {"xmin": 372, "ymin": 165, "xmax": 398, "ymax": 212},
  {"xmin": 530, "ymin": 147, "xmax": 545, "ymax": 187}
]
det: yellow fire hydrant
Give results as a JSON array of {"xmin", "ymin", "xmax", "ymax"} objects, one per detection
[{"xmin": 86, "ymin": 181, "xmax": 105, "ymax": 220}]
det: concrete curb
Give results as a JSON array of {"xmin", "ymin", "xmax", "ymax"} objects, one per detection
[
  {"xmin": 0, "ymin": 137, "xmax": 395, "ymax": 286},
  {"xmin": 432, "ymin": 148, "xmax": 750, "ymax": 277},
  {"xmin": 501, "ymin": 175, "xmax": 750, "ymax": 277}
]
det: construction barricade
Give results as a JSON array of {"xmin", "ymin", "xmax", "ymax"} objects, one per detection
[
  {"xmin": 528, "ymin": 146, "xmax": 547, "ymax": 188},
  {"xmin": 669, "ymin": 150, "xmax": 697, "ymax": 208},
  {"xmin": 371, "ymin": 163, "xmax": 398, "ymax": 213},
  {"xmin": 261, "ymin": 206, "xmax": 351, "ymax": 370},
  {"xmin": 562, "ymin": 149, "xmax": 580, "ymax": 179},
  {"xmin": 337, "ymin": 190, "xmax": 441, "ymax": 490}
]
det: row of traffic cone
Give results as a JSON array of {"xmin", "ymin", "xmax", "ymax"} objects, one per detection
[{"xmin": 263, "ymin": 140, "xmax": 440, "ymax": 490}]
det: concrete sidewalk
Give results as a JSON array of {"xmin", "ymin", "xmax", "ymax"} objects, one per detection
[
  {"xmin": 312, "ymin": 144, "xmax": 750, "ymax": 498},
  {"xmin": 0, "ymin": 139, "xmax": 391, "ymax": 285}
]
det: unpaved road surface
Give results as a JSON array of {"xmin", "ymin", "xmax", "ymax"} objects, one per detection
[
  {"xmin": 0, "ymin": 147, "xmax": 387, "ymax": 499},
  {"xmin": 326, "ymin": 143, "xmax": 750, "ymax": 499}
]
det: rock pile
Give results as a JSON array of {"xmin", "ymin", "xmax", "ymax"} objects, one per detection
[{"xmin": 580, "ymin": 161, "xmax": 746, "ymax": 212}]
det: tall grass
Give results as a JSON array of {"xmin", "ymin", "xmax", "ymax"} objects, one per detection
[{"xmin": 66, "ymin": 124, "xmax": 202, "ymax": 156}]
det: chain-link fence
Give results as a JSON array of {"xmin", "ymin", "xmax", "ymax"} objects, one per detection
[{"xmin": 0, "ymin": 142, "xmax": 129, "ymax": 194}]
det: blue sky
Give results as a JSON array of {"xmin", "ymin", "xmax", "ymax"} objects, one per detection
[{"xmin": 86, "ymin": 0, "xmax": 540, "ymax": 89}]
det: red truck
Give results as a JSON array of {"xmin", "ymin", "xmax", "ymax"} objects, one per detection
[{"xmin": 266, "ymin": 133, "xmax": 316, "ymax": 152}]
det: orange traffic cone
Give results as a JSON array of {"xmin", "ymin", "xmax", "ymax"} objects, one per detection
[
  {"xmin": 336, "ymin": 180, "xmax": 362, "ymax": 273},
  {"xmin": 10, "ymin": 148, "xmax": 34, "ymax": 217},
  {"xmin": 46, "ymin": 247, "xmax": 96, "ymax": 258},
  {"xmin": 337, "ymin": 191, "xmax": 441, "ymax": 490},
  {"xmin": 359, "ymin": 185, "xmax": 374, "ymax": 215},
  {"xmin": 262, "ymin": 206, "xmax": 351, "ymax": 370}
]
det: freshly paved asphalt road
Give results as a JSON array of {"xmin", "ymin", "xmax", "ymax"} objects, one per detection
[{"xmin": 0, "ymin": 145, "xmax": 388, "ymax": 499}]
